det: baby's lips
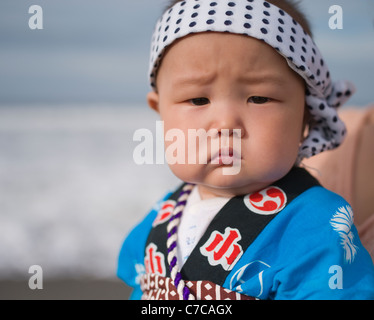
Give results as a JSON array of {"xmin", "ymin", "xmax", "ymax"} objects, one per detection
[{"xmin": 210, "ymin": 147, "xmax": 242, "ymax": 164}]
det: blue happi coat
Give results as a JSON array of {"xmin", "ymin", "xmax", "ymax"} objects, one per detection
[{"xmin": 118, "ymin": 167, "xmax": 374, "ymax": 300}]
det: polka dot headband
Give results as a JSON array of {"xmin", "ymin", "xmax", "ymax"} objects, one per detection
[{"xmin": 148, "ymin": 0, "xmax": 355, "ymax": 161}]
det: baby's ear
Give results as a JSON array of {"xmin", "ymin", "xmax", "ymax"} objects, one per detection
[{"xmin": 147, "ymin": 91, "xmax": 160, "ymax": 113}]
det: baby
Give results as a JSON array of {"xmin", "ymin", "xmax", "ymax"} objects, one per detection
[{"xmin": 118, "ymin": 0, "xmax": 374, "ymax": 299}]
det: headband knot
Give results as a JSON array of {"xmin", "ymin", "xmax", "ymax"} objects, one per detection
[{"xmin": 149, "ymin": 0, "xmax": 355, "ymax": 161}]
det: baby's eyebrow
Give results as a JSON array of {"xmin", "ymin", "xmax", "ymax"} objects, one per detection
[
  {"xmin": 172, "ymin": 73, "xmax": 286, "ymax": 88},
  {"xmin": 172, "ymin": 73, "xmax": 215, "ymax": 87}
]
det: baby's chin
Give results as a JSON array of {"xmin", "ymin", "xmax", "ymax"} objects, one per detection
[
  {"xmin": 192, "ymin": 176, "xmax": 275, "ymax": 199},
  {"xmin": 170, "ymin": 162, "xmax": 291, "ymax": 198}
]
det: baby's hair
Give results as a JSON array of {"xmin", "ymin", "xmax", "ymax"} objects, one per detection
[{"xmin": 165, "ymin": 0, "xmax": 313, "ymax": 36}]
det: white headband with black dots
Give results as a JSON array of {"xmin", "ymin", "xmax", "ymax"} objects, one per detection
[{"xmin": 148, "ymin": 0, "xmax": 355, "ymax": 161}]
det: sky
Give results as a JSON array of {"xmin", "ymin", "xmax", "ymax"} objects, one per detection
[{"xmin": 0, "ymin": 0, "xmax": 373, "ymax": 106}]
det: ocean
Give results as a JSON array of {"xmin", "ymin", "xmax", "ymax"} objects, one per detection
[{"xmin": 0, "ymin": 105, "xmax": 180, "ymax": 280}]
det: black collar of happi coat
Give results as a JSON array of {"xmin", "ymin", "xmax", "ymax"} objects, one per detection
[{"xmin": 144, "ymin": 167, "xmax": 320, "ymax": 286}]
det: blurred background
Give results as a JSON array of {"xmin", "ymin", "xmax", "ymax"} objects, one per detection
[{"xmin": 0, "ymin": 0, "xmax": 373, "ymax": 299}]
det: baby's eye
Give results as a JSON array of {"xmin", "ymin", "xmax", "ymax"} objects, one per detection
[
  {"xmin": 248, "ymin": 96, "xmax": 271, "ymax": 104},
  {"xmin": 190, "ymin": 97, "xmax": 210, "ymax": 106}
]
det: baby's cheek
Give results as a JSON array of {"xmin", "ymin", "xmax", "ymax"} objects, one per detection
[{"xmin": 167, "ymin": 162, "xmax": 202, "ymax": 184}]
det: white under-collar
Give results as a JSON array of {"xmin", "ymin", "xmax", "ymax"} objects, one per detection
[{"xmin": 177, "ymin": 186, "xmax": 231, "ymax": 267}]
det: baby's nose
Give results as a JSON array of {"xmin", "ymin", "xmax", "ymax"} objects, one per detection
[{"xmin": 210, "ymin": 103, "xmax": 244, "ymax": 135}]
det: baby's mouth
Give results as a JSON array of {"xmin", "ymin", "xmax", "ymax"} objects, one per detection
[{"xmin": 210, "ymin": 147, "xmax": 242, "ymax": 165}]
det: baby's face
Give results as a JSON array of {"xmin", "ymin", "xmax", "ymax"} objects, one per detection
[{"xmin": 148, "ymin": 32, "xmax": 305, "ymax": 199}]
